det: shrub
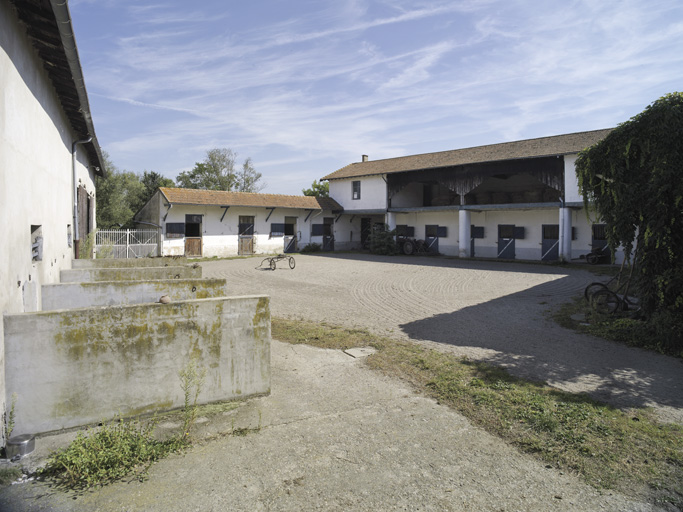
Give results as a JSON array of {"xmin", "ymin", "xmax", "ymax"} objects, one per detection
[{"xmin": 300, "ymin": 243, "xmax": 321, "ymax": 253}]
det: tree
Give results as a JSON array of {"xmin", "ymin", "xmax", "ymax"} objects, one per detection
[
  {"xmin": 576, "ymin": 92, "xmax": 683, "ymax": 317},
  {"xmin": 302, "ymin": 179, "xmax": 329, "ymax": 197},
  {"xmin": 140, "ymin": 171, "xmax": 174, "ymax": 205},
  {"xmin": 176, "ymin": 148, "xmax": 263, "ymax": 192},
  {"xmin": 96, "ymin": 152, "xmax": 145, "ymax": 228},
  {"xmin": 235, "ymin": 157, "xmax": 266, "ymax": 193}
]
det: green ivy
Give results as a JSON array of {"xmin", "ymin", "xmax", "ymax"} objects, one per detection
[{"xmin": 576, "ymin": 92, "xmax": 683, "ymax": 317}]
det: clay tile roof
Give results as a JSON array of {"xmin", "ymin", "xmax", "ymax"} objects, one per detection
[
  {"xmin": 322, "ymin": 128, "xmax": 613, "ymax": 181},
  {"xmin": 159, "ymin": 188, "xmax": 343, "ymax": 212}
]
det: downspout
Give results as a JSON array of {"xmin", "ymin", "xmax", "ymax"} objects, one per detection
[{"xmin": 72, "ymin": 137, "xmax": 92, "ymax": 258}]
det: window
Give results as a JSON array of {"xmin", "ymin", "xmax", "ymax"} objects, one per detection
[
  {"xmin": 542, "ymin": 225, "xmax": 560, "ymax": 240},
  {"xmin": 592, "ymin": 224, "xmax": 607, "ymax": 240},
  {"xmin": 166, "ymin": 223, "xmax": 185, "ymax": 239},
  {"xmin": 270, "ymin": 223, "xmax": 286, "ymax": 237},
  {"xmin": 284, "ymin": 216, "xmax": 297, "ymax": 236},
  {"xmin": 239, "ymin": 216, "xmax": 255, "ymax": 236},
  {"xmin": 425, "ymin": 225, "xmax": 438, "ymax": 238},
  {"xmin": 31, "ymin": 225, "xmax": 43, "ymax": 262},
  {"xmin": 352, "ymin": 181, "xmax": 361, "ymax": 200}
]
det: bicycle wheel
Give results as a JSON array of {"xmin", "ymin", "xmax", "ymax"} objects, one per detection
[
  {"xmin": 288, "ymin": 257, "xmax": 295, "ymax": 269},
  {"xmin": 584, "ymin": 282, "xmax": 609, "ymax": 302},
  {"xmin": 270, "ymin": 259, "xmax": 277, "ymax": 270},
  {"xmin": 591, "ymin": 289, "xmax": 620, "ymax": 315}
]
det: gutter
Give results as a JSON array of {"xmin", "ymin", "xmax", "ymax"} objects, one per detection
[{"xmin": 50, "ymin": 0, "xmax": 105, "ymax": 174}]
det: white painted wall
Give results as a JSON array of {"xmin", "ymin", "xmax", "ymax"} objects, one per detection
[
  {"xmin": 1, "ymin": 1, "xmax": 98, "ymax": 435},
  {"xmin": 158, "ymin": 203, "xmax": 339, "ymax": 256},
  {"xmin": 564, "ymin": 154, "xmax": 582, "ymax": 203},
  {"xmin": 391, "ymin": 182, "xmax": 423, "ymax": 208},
  {"xmin": 329, "ymin": 176, "xmax": 387, "ymax": 211}
]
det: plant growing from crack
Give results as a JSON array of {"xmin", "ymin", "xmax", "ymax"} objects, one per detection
[
  {"xmin": 178, "ymin": 358, "xmax": 206, "ymax": 443},
  {"xmin": 3, "ymin": 393, "xmax": 17, "ymax": 442}
]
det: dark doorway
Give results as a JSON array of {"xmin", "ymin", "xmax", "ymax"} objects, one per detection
[{"xmin": 541, "ymin": 224, "xmax": 559, "ymax": 261}]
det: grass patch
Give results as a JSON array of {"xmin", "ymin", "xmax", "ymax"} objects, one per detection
[
  {"xmin": 272, "ymin": 317, "xmax": 683, "ymax": 506},
  {"xmin": 0, "ymin": 467, "xmax": 22, "ymax": 486},
  {"xmin": 554, "ymin": 297, "xmax": 683, "ymax": 358}
]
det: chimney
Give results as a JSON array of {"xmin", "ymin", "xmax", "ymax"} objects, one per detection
[{"xmin": 362, "ymin": 155, "xmax": 368, "ymax": 162}]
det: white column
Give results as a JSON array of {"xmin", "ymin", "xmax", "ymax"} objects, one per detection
[
  {"xmin": 458, "ymin": 210, "xmax": 471, "ymax": 258},
  {"xmin": 386, "ymin": 212, "xmax": 397, "ymax": 231},
  {"xmin": 559, "ymin": 207, "xmax": 572, "ymax": 262}
]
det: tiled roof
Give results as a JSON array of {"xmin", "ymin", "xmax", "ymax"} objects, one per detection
[
  {"xmin": 159, "ymin": 188, "xmax": 342, "ymax": 211},
  {"xmin": 322, "ymin": 129, "xmax": 613, "ymax": 181}
]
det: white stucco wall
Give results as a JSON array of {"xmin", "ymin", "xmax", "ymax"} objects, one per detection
[
  {"xmin": 1, "ymin": 1, "xmax": 98, "ymax": 438},
  {"xmin": 158, "ymin": 203, "xmax": 340, "ymax": 256},
  {"xmin": 564, "ymin": 154, "xmax": 582, "ymax": 203},
  {"xmin": 329, "ymin": 176, "xmax": 387, "ymax": 211},
  {"xmin": 391, "ymin": 182, "xmax": 424, "ymax": 208}
]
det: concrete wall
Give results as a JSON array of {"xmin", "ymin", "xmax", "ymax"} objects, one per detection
[
  {"xmin": 564, "ymin": 154, "xmax": 582, "ymax": 203},
  {"xmin": 60, "ymin": 266, "xmax": 202, "ymax": 283},
  {"xmin": 42, "ymin": 278, "xmax": 229, "ymax": 311},
  {"xmin": 4, "ymin": 295, "xmax": 271, "ymax": 435},
  {"xmin": 1, "ymin": 1, "xmax": 98, "ymax": 439},
  {"xmin": 329, "ymin": 175, "xmax": 387, "ymax": 211},
  {"xmin": 72, "ymin": 257, "xmax": 188, "ymax": 269}
]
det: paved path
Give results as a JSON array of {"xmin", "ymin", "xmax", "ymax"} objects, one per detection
[
  {"xmin": 204, "ymin": 253, "xmax": 683, "ymax": 424},
  {"xmin": 0, "ymin": 342, "xmax": 661, "ymax": 511}
]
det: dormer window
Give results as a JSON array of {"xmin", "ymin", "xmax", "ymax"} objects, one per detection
[{"xmin": 352, "ymin": 180, "xmax": 361, "ymax": 200}]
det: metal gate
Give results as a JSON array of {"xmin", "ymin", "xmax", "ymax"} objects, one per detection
[
  {"xmin": 95, "ymin": 229, "xmax": 159, "ymax": 259},
  {"xmin": 541, "ymin": 224, "xmax": 559, "ymax": 261}
]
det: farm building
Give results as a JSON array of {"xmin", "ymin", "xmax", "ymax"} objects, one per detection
[
  {"xmin": 135, "ymin": 188, "xmax": 343, "ymax": 257},
  {"xmin": 322, "ymin": 129, "xmax": 617, "ymax": 262},
  {"xmin": 1, "ymin": 0, "xmax": 104, "ymax": 435}
]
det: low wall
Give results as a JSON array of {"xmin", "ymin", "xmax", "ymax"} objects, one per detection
[
  {"xmin": 41, "ymin": 278, "xmax": 229, "ymax": 311},
  {"xmin": 72, "ymin": 257, "xmax": 188, "ymax": 269},
  {"xmin": 4, "ymin": 295, "xmax": 270, "ymax": 435},
  {"xmin": 60, "ymin": 266, "xmax": 201, "ymax": 283}
]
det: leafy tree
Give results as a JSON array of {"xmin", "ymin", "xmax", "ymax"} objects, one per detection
[
  {"xmin": 302, "ymin": 179, "xmax": 329, "ymax": 197},
  {"xmin": 576, "ymin": 92, "xmax": 683, "ymax": 317},
  {"xmin": 96, "ymin": 152, "xmax": 145, "ymax": 228},
  {"xmin": 140, "ymin": 171, "xmax": 174, "ymax": 205},
  {"xmin": 235, "ymin": 157, "xmax": 265, "ymax": 193},
  {"xmin": 176, "ymin": 148, "xmax": 263, "ymax": 192}
]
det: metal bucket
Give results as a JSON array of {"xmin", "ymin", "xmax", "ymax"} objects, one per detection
[{"xmin": 6, "ymin": 434, "xmax": 35, "ymax": 459}]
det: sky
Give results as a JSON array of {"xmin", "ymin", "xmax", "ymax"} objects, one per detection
[{"xmin": 69, "ymin": 0, "xmax": 683, "ymax": 195}]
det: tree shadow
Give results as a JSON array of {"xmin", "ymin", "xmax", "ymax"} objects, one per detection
[{"xmin": 399, "ymin": 276, "xmax": 683, "ymax": 421}]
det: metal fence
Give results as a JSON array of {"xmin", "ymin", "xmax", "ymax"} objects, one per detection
[{"xmin": 95, "ymin": 229, "xmax": 159, "ymax": 258}]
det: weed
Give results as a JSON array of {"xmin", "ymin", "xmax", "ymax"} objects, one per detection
[
  {"xmin": 39, "ymin": 418, "xmax": 178, "ymax": 489},
  {"xmin": 178, "ymin": 359, "xmax": 207, "ymax": 443},
  {"xmin": 3, "ymin": 393, "xmax": 17, "ymax": 441},
  {"xmin": 0, "ymin": 467, "xmax": 22, "ymax": 486}
]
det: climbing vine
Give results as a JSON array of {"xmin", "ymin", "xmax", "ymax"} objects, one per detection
[{"xmin": 576, "ymin": 92, "xmax": 683, "ymax": 317}]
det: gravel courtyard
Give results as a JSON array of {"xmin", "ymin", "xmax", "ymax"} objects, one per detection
[{"xmin": 203, "ymin": 253, "xmax": 683, "ymax": 425}]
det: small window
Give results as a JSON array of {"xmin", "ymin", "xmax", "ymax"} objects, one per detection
[
  {"xmin": 270, "ymin": 223, "xmax": 286, "ymax": 237},
  {"xmin": 284, "ymin": 217, "xmax": 297, "ymax": 236},
  {"xmin": 352, "ymin": 181, "xmax": 361, "ymax": 200},
  {"xmin": 166, "ymin": 223, "xmax": 185, "ymax": 239},
  {"xmin": 425, "ymin": 225, "xmax": 438, "ymax": 238},
  {"xmin": 592, "ymin": 224, "xmax": 607, "ymax": 240},
  {"xmin": 498, "ymin": 225, "xmax": 515, "ymax": 239},
  {"xmin": 31, "ymin": 225, "xmax": 43, "ymax": 261},
  {"xmin": 396, "ymin": 225, "xmax": 415, "ymax": 237},
  {"xmin": 239, "ymin": 216, "xmax": 255, "ymax": 236},
  {"xmin": 471, "ymin": 226, "xmax": 485, "ymax": 239},
  {"xmin": 542, "ymin": 225, "xmax": 559, "ymax": 240}
]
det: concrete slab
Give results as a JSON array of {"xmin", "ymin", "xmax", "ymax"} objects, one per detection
[
  {"xmin": 0, "ymin": 341, "xmax": 654, "ymax": 511},
  {"xmin": 343, "ymin": 347, "xmax": 377, "ymax": 358}
]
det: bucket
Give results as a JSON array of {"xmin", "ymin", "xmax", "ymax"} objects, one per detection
[{"xmin": 6, "ymin": 434, "xmax": 35, "ymax": 459}]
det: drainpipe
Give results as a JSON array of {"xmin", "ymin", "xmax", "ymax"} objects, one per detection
[{"xmin": 72, "ymin": 137, "xmax": 92, "ymax": 258}]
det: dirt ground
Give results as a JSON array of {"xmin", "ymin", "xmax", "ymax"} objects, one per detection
[{"xmin": 205, "ymin": 253, "xmax": 683, "ymax": 425}]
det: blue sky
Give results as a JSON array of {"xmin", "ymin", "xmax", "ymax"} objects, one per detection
[{"xmin": 70, "ymin": 0, "xmax": 683, "ymax": 195}]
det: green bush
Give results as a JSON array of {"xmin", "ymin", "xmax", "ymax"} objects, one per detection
[{"xmin": 368, "ymin": 224, "xmax": 398, "ymax": 255}]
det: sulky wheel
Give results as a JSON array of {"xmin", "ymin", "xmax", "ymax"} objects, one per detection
[
  {"xmin": 584, "ymin": 282, "xmax": 609, "ymax": 302},
  {"xmin": 590, "ymin": 289, "xmax": 621, "ymax": 315},
  {"xmin": 288, "ymin": 257, "xmax": 296, "ymax": 269},
  {"xmin": 402, "ymin": 240, "xmax": 415, "ymax": 255},
  {"xmin": 270, "ymin": 259, "xmax": 277, "ymax": 271}
]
